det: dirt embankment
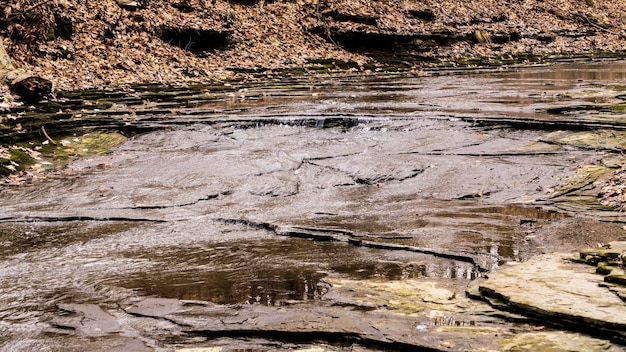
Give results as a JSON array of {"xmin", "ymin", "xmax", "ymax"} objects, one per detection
[{"xmin": 0, "ymin": 0, "xmax": 624, "ymax": 92}]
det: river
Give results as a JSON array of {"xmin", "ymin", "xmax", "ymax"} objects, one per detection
[{"xmin": 1, "ymin": 61, "xmax": 626, "ymax": 351}]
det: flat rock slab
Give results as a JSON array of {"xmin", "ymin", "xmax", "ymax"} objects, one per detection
[
  {"xmin": 579, "ymin": 241, "xmax": 626, "ymax": 263},
  {"xmin": 52, "ymin": 303, "xmax": 123, "ymax": 337},
  {"xmin": 116, "ymin": 283, "xmax": 624, "ymax": 351},
  {"xmin": 476, "ymin": 253, "xmax": 626, "ymax": 342}
]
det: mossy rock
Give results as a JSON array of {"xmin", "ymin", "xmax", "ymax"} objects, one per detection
[
  {"xmin": 580, "ymin": 249, "xmax": 623, "ymax": 263},
  {"xmin": 547, "ymin": 103, "xmax": 626, "ymax": 115},
  {"xmin": 2, "ymin": 148, "xmax": 36, "ymax": 172},
  {"xmin": 578, "ymin": 242, "xmax": 626, "ymax": 292},
  {"xmin": 596, "ymin": 262, "xmax": 621, "ymax": 275},
  {"xmin": 544, "ymin": 130, "xmax": 626, "ymax": 152},
  {"xmin": 2, "ymin": 132, "xmax": 127, "ymax": 176},
  {"xmin": 548, "ymin": 164, "xmax": 609, "ymax": 198},
  {"xmin": 38, "ymin": 132, "xmax": 127, "ymax": 168},
  {"xmin": 606, "ymin": 274, "xmax": 626, "ymax": 286},
  {"xmin": 9, "ymin": 148, "xmax": 33, "ymax": 165}
]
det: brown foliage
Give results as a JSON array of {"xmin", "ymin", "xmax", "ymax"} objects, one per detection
[
  {"xmin": 1, "ymin": 0, "xmax": 54, "ymax": 58},
  {"xmin": 0, "ymin": 0, "xmax": 625, "ymax": 89}
]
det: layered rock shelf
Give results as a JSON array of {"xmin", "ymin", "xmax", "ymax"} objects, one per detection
[{"xmin": 469, "ymin": 244, "xmax": 626, "ymax": 344}]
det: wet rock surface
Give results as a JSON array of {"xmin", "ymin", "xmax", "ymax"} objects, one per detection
[
  {"xmin": 2, "ymin": 62, "xmax": 626, "ymax": 351},
  {"xmin": 470, "ymin": 253, "xmax": 626, "ymax": 344}
]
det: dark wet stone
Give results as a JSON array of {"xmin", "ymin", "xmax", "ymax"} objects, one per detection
[
  {"xmin": 9, "ymin": 76, "xmax": 53, "ymax": 103},
  {"xmin": 123, "ymin": 297, "xmax": 240, "ymax": 326},
  {"xmin": 606, "ymin": 273, "xmax": 626, "ymax": 286}
]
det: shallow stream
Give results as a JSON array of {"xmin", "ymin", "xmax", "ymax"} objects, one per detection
[{"xmin": 1, "ymin": 61, "xmax": 626, "ymax": 351}]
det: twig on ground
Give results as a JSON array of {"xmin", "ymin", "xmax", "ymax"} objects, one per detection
[
  {"xmin": 8, "ymin": 0, "xmax": 54, "ymax": 21},
  {"xmin": 575, "ymin": 12, "xmax": 620, "ymax": 37},
  {"xmin": 40, "ymin": 125, "xmax": 57, "ymax": 145}
]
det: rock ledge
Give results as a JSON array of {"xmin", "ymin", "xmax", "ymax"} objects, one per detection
[{"xmin": 469, "ymin": 251, "xmax": 626, "ymax": 343}]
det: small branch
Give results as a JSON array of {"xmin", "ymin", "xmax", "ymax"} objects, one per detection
[
  {"xmin": 8, "ymin": 0, "xmax": 54, "ymax": 21},
  {"xmin": 40, "ymin": 125, "xmax": 57, "ymax": 145},
  {"xmin": 575, "ymin": 13, "xmax": 619, "ymax": 37}
]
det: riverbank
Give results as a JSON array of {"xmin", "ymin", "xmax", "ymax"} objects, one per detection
[{"xmin": 0, "ymin": 0, "xmax": 625, "ymax": 92}]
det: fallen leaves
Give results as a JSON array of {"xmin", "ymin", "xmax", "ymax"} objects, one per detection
[
  {"xmin": 0, "ymin": 0, "xmax": 624, "ymax": 92},
  {"xmin": 600, "ymin": 168, "xmax": 626, "ymax": 211}
]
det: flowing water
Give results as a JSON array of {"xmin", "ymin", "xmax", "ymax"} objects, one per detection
[{"xmin": 1, "ymin": 61, "xmax": 626, "ymax": 351}]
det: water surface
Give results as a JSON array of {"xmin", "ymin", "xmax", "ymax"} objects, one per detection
[{"xmin": 1, "ymin": 61, "xmax": 626, "ymax": 351}]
